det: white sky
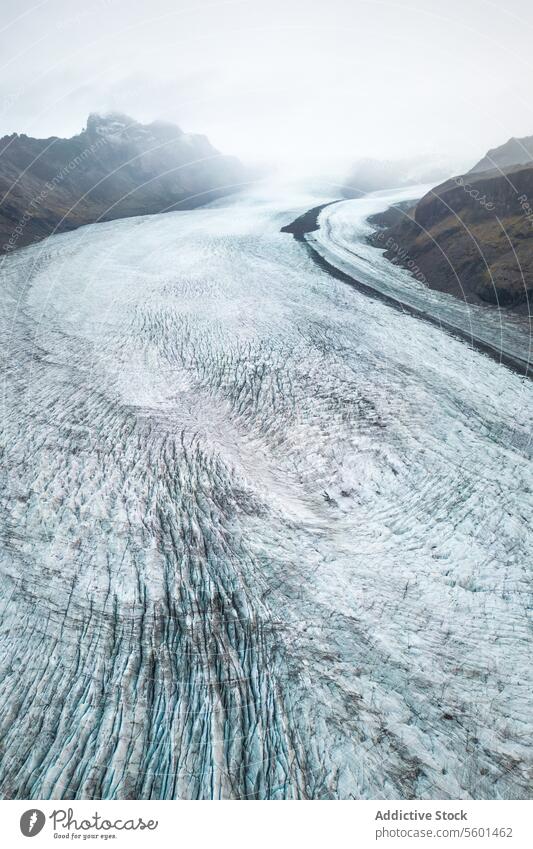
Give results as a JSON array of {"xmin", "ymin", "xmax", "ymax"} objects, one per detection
[{"xmin": 1, "ymin": 0, "xmax": 533, "ymax": 172}]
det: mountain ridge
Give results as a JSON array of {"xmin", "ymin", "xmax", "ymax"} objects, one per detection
[
  {"xmin": 367, "ymin": 143, "xmax": 533, "ymax": 314},
  {"xmin": 469, "ymin": 134, "xmax": 533, "ymax": 174},
  {"xmin": 0, "ymin": 113, "xmax": 244, "ymax": 254}
]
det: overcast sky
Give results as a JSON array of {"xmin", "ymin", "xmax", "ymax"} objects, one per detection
[{"xmin": 1, "ymin": 0, "xmax": 533, "ymax": 172}]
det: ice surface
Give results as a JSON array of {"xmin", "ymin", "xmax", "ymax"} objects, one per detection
[
  {"xmin": 311, "ymin": 187, "xmax": 531, "ymax": 367},
  {"xmin": 0, "ymin": 187, "xmax": 531, "ymax": 799}
]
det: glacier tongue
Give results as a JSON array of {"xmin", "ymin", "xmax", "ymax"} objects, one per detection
[{"xmin": 0, "ymin": 189, "xmax": 531, "ymax": 800}]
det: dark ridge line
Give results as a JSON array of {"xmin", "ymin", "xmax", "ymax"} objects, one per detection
[
  {"xmin": 280, "ymin": 202, "xmax": 338, "ymax": 238},
  {"xmin": 281, "ymin": 203, "xmax": 531, "ymax": 380}
]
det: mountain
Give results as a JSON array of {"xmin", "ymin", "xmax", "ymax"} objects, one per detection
[
  {"xmin": 0, "ymin": 113, "xmax": 244, "ymax": 253},
  {"xmin": 470, "ymin": 135, "xmax": 533, "ymax": 173},
  {"xmin": 368, "ymin": 155, "xmax": 533, "ymax": 313}
]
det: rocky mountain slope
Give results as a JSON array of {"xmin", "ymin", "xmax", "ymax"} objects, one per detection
[
  {"xmin": 470, "ymin": 134, "xmax": 533, "ymax": 173},
  {"xmin": 368, "ymin": 159, "xmax": 533, "ymax": 313},
  {"xmin": 0, "ymin": 113, "xmax": 244, "ymax": 253}
]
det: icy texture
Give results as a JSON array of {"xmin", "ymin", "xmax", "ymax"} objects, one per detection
[
  {"xmin": 0, "ymin": 188, "xmax": 531, "ymax": 800},
  {"xmin": 311, "ymin": 187, "xmax": 531, "ymax": 366}
]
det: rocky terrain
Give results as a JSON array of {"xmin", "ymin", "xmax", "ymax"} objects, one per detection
[
  {"xmin": 368, "ymin": 156, "xmax": 533, "ymax": 313},
  {"xmin": 0, "ymin": 113, "xmax": 244, "ymax": 253},
  {"xmin": 470, "ymin": 134, "xmax": 533, "ymax": 173}
]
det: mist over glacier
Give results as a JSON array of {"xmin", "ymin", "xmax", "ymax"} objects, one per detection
[{"xmin": 0, "ymin": 186, "xmax": 531, "ymax": 800}]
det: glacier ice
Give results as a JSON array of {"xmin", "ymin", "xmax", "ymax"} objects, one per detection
[{"xmin": 0, "ymin": 187, "xmax": 531, "ymax": 800}]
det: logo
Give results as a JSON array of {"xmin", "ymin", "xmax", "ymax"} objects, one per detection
[{"xmin": 20, "ymin": 809, "xmax": 46, "ymax": 838}]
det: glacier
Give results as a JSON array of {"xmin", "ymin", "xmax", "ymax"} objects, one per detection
[{"xmin": 0, "ymin": 186, "xmax": 531, "ymax": 800}]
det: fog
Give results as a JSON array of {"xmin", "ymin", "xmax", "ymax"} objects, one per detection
[{"xmin": 1, "ymin": 0, "xmax": 533, "ymax": 171}]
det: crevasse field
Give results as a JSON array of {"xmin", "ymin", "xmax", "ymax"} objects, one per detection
[{"xmin": 0, "ymin": 186, "xmax": 531, "ymax": 800}]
